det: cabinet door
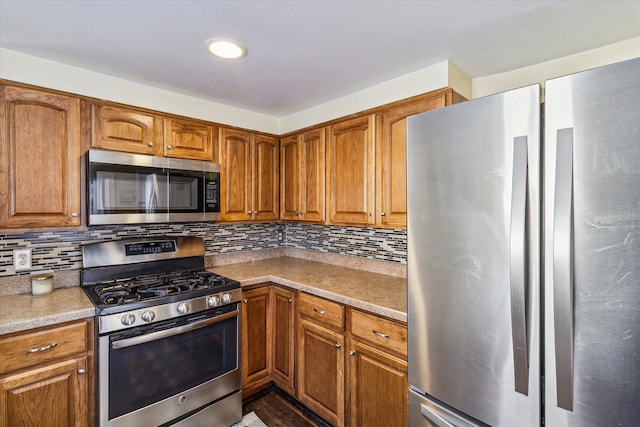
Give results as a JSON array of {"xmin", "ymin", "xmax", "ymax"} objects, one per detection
[
  {"xmin": 297, "ymin": 319, "xmax": 345, "ymax": 427},
  {"xmin": 0, "ymin": 86, "xmax": 81, "ymax": 228},
  {"xmin": 376, "ymin": 94, "xmax": 449, "ymax": 228},
  {"xmin": 253, "ymin": 134, "xmax": 279, "ymax": 220},
  {"xmin": 280, "ymin": 135, "xmax": 302, "ymax": 220},
  {"xmin": 0, "ymin": 357, "xmax": 88, "ymax": 427},
  {"xmin": 164, "ymin": 119, "xmax": 217, "ymax": 161},
  {"xmin": 300, "ymin": 128, "xmax": 326, "ymax": 222},
  {"xmin": 241, "ymin": 287, "xmax": 271, "ymax": 390},
  {"xmin": 271, "ymin": 287, "xmax": 296, "ymax": 395},
  {"xmin": 92, "ymin": 105, "xmax": 163, "ymax": 155},
  {"xmin": 220, "ymin": 128, "xmax": 252, "ymax": 220},
  {"xmin": 327, "ymin": 115, "xmax": 375, "ymax": 225},
  {"xmin": 347, "ymin": 340, "xmax": 408, "ymax": 427}
]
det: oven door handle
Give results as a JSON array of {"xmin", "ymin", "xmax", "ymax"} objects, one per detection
[{"xmin": 111, "ymin": 309, "xmax": 238, "ymax": 350}]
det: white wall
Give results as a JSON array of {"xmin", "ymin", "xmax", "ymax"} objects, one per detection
[{"xmin": 472, "ymin": 37, "xmax": 640, "ymax": 98}]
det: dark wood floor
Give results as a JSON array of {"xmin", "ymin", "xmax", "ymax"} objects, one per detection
[{"xmin": 242, "ymin": 387, "xmax": 332, "ymax": 427}]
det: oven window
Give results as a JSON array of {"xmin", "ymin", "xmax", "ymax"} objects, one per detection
[{"xmin": 108, "ymin": 311, "xmax": 238, "ymax": 419}]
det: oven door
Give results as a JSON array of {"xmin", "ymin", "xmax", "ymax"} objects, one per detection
[{"xmin": 98, "ymin": 304, "xmax": 240, "ymax": 427}]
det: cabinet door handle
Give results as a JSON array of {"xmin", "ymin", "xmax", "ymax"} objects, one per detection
[
  {"xmin": 247, "ymin": 210, "xmax": 253, "ymax": 214},
  {"xmin": 27, "ymin": 343, "xmax": 58, "ymax": 353},
  {"xmin": 366, "ymin": 212, "xmax": 372, "ymax": 217},
  {"xmin": 349, "ymin": 350, "xmax": 356, "ymax": 356},
  {"xmin": 166, "ymin": 144, "xmax": 173, "ymax": 150},
  {"xmin": 148, "ymin": 141, "xmax": 155, "ymax": 147},
  {"xmin": 372, "ymin": 330, "xmax": 389, "ymax": 339},
  {"xmin": 313, "ymin": 308, "xmax": 325, "ymax": 315},
  {"xmin": 287, "ymin": 299, "xmax": 293, "ymax": 303},
  {"xmin": 71, "ymin": 212, "xmax": 78, "ymax": 217},
  {"xmin": 78, "ymin": 369, "xmax": 86, "ymax": 375},
  {"xmin": 243, "ymin": 299, "xmax": 248, "ymax": 304},
  {"xmin": 335, "ymin": 343, "xmax": 341, "ymax": 349}
]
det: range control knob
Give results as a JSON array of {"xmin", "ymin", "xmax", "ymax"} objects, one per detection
[
  {"xmin": 141, "ymin": 310, "xmax": 156, "ymax": 322},
  {"xmin": 221, "ymin": 293, "xmax": 232, "ymax": 304},
  {"xmin": 177, "ymin": 302, "xmax": 190, "ymax": 315},
  {"xmin": 121, "ymin": 313, "xmax": 136, "ymax": 326},
  {"xmin": 207, "ymin": 295, "xmax": 220, "ymax": 307}
]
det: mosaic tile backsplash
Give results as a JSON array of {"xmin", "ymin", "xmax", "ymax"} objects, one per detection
[{"xmin": 0, "ymin": 222, "xmax": 406, "ymax": 277}]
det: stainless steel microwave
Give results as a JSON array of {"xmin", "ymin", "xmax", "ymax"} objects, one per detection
[{"xmin": 88, "ymin": 150, "xmax": 220, "ymax": 225}]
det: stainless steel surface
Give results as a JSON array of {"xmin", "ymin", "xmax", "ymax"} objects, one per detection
[
  {"xmin": 98, "ymin": 288, "xmax": 242, "ymax": 333},
  {"xmin": 552, "ymin": 128, "xmax": 575, "ymax": 411},
  {"xmin": 509, "ymin": 135, "xmax": 530, "ymax": 396},
  {"xmin": 409, "ymin": 389, "xmax": 483, "ymax": 427},
  {"xmin": 407, "ymin": 84, "xmax": 541, "ymax": 426},
  {"xmin": 89, "ymin": 149, "xmax": 220, "ymax": 173},
  {"xmin": 544, "ymin": 58, "xmax": 640, "ymax": 426},
  {"xmin": 171, "ymin": 391, "xmax": 242, "ymax": 427},
  {"xmin": 111, "ymin": 308, "xmax": 239, "ymax": 349},
  {"xmin": 88, "ymin": 211, "xmax": 220, "ymax": 225},
  {"xmin": 82, "ymin": 236, "xmax": 204, "ymax": 269}
]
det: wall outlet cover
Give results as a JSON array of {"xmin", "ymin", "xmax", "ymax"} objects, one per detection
[{"xmin": 13, "ymin": 248, "xmax": 32, "ymax": 271}]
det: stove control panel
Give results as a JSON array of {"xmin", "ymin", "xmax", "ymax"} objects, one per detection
[
  {"xmin": 98, "ymin": 287, "xmax": 242, "ymax": 334},
  {"xmin": 125, "ymin": 240, "xmax": 177, "ymax": 256}
]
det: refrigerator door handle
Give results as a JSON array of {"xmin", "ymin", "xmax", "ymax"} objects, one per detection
[
  {"xmin": 510, "ymin": 135, "xmax": 529, "ymax": 395},
  {"xmin": 553, "ymin": 128, "xmax": 575, "ymax": 411},
  {"xmin": 420, "ymin": 403, "xmax": 456, "ymax": 427}
]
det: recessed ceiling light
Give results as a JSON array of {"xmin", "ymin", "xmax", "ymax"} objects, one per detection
[{"xmin": 205, "ymin": 38, "xmax": 247, "ymax": 60}]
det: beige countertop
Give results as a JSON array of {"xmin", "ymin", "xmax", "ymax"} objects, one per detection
[
  {"xmin": 210, "ymin": 256, "xmax": 407, "ymax": 323},
  {"xmin": 0, "ymin": 287, "xmax": 95, "ymax": 335}
]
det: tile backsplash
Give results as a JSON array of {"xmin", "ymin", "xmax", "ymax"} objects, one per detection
[{"xmin": 0, "ymin": 222, "xmax": 406, "ymax": 278}]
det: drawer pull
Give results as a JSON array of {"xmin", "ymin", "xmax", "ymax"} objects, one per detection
[
  {"xmin": 335, "ymin": 343, "xmax": 341, "ymax": 349},
  {"xmin": 372, "ymin": 330, "xmax": 390, "ymax": 339},
  {"xmin": 27, "ymin": 343, "xmax": 58, "ymax": 353},
  {"xmin": 287, "ymin": 299, "xmax": 293, "ymax": 304},
  {"xmin": 313, "ymin": 308, "xmax": 326, "ymax": 315}
]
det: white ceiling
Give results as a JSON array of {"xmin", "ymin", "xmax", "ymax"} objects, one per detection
[{"xmin": 1, "ymin": 0, "xmax": 639, "ymax": 117}]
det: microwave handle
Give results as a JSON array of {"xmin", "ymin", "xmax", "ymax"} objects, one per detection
[{"xmin": 145, "ymin": 174, "xmax": 159, "ymax": 212}]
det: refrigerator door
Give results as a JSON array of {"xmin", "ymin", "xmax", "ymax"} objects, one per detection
[
  {"xmin": 407, "ymin": 85, "xmax": 541, "ymax": 426},
  {"xmin": 545, "ymin": 58, "xmax": 640, "ymax": 426}
]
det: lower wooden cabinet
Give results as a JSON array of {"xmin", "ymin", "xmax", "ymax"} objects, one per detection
[
  {"xmin": 0, "ymin": 318, "xmax": 94, "ymax": 427},
  {"xmin": 271, "ymin": 286, "xmax": 296, "ymax": 395}
]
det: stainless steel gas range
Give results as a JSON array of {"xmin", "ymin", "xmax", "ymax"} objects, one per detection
[{"xmin": 81, "ymin": 236, "xmax": 242, "ymax": 427}]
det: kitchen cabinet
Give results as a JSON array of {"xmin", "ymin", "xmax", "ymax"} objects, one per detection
[
  {"xmin": 280, "ymin": 128, "xmax": 326, "ymax": 222},
  {"xmin": 92, "ymin": 104, "xmax": 217, "ymax": 161},
  {"xmin": 297, "ymin": 293, "xmax": 346, "ymax": 426},
  {"xmin": 0, "ymin": 318, "xmax": 94, "ymax": 427},
  {"xmin": 241, "ymin": 287, "xmax": 272, "ymax": 394},
  {"xmin": 375, "ymin": 92, "xmax": 450, "ymax": 228},
  {"xmin": 346, "ymin": 309, "xmax": 408, "ymax": 427},
  {"xmin": 326, "ymin": 115, "xmax": 376, "ymax": 226},
  {"xmin": 0, "ymin": 85, "xmax": 82, "ymax": 228},
  {"xmin": 271, "ymin": 286, "xmax": 296, "ymax": 395},
  {"xmin": 220, "ymin": 128, "xmax": 279, "ymax": 221}
]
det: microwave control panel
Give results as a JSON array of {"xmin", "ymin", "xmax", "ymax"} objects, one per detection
[{"xmin": 205, "ymin": 180, "xmax": 218, "ymax": 209}]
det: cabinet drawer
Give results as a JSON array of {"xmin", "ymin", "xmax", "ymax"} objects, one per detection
[
  {"xmin": 0, "ymin": 320, "xmax": 89, "ymax": 374},
  {"xmin": 299, "ymin": 293, "xmax": 344, "ymax": 330},
  {"xmin": 349, "ymin": 309, "xmax": 407, "ymax": 358}
]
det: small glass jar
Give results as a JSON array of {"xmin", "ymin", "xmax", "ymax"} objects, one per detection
[{"xmin": 31, "ymin": 274, "xmax": 53, "ymax": 295}]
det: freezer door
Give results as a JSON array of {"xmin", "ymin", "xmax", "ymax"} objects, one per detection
[
  {"xmin": 407, "ymin": 85, "xmax": 541, "ymax": 426},
  {"xmin": 544, "ymin": 57, "xmax": 640, "ymax": 426}
]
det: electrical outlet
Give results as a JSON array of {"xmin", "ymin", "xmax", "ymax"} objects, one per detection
[{"xmin": 13, "ymin": 248, "xmax": 32, "ymax": 271}]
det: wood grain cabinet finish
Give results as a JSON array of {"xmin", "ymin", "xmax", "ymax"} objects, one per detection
[
  {"xmin": 327, "ymin": 115, "xmax": 376, "ymax": 226},
  {"xmin": 163, "ymin": 118, "xmax": 217, "ymax": 161},
  {"xmin": 376, "ymin": 92, "xmax": 453, "ymax": 228},
  {"xmin": 0, "ymin": 85, "xmax": 82, "ymax": 228},
  {"xmin": 271, "ymin": 286, "xmax": 296, "ymax": 395},
  {"xmin": 0, "ymin": 318, "xmax": 93, "ymax": 427},
  {"xmin": 220, "ymin": 128, "xmax": 279, "ymax": 221},
  {"xmin": 92, "ymin": 105, "xmax": 163, "ymax": 156},
  {"xmin": 280, "ymin": 128, "xmax": 325, "ymax": 222},
  {"xmin": 241, "ymin": 287, "xmax": 272, "ymax": 393}
]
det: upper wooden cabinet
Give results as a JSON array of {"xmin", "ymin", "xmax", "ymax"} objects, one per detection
[
  {"xmin": 0, "ymin": 85, "xmax": 82, "ymax": 228},
  {"xmin": 376, "ymin": 92, "xmax": 450, "ymax": 228},
  {"xmin": 327, "ymin": 115, "xmax": 376, "ymax": 226},
  {"xmin": 92, "ymin": 105, "xmax": 217, "ymax": 161},
  {"xmin": 220, "ymin": 128, "xmax": 279, "ymax": 221},
  {"xmin": 280, "ymin": 128, "xmax": 325, "ymax": 222}
]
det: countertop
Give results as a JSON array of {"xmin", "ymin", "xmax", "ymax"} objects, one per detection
[
  {"xmin": 211, "ymin": 257, "xmax": 407, "ymax": 323},
  {"xmin": 0, "ymin": 256, "xmax": 407, "ymax": 336},
  {"xmin": 0, "ymin": 287, "xmax": 95, "ymax": 335}
]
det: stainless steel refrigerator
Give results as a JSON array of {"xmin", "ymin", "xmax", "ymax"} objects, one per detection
[{"xmin": 407, "ymin": 57, "xmax": 639, "ymax": 426}]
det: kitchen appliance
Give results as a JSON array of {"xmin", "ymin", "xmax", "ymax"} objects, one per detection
[
  {"xmin": 88, "ymin": 149, "xmax": 220, "ymax": 225},
  {"xmin": 81, "ymin": 236, "xmax": 242, "ymax": 427},
  {"xmin": 407, "ymin": 57, "xmax": 639, "ymax": 426}
]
